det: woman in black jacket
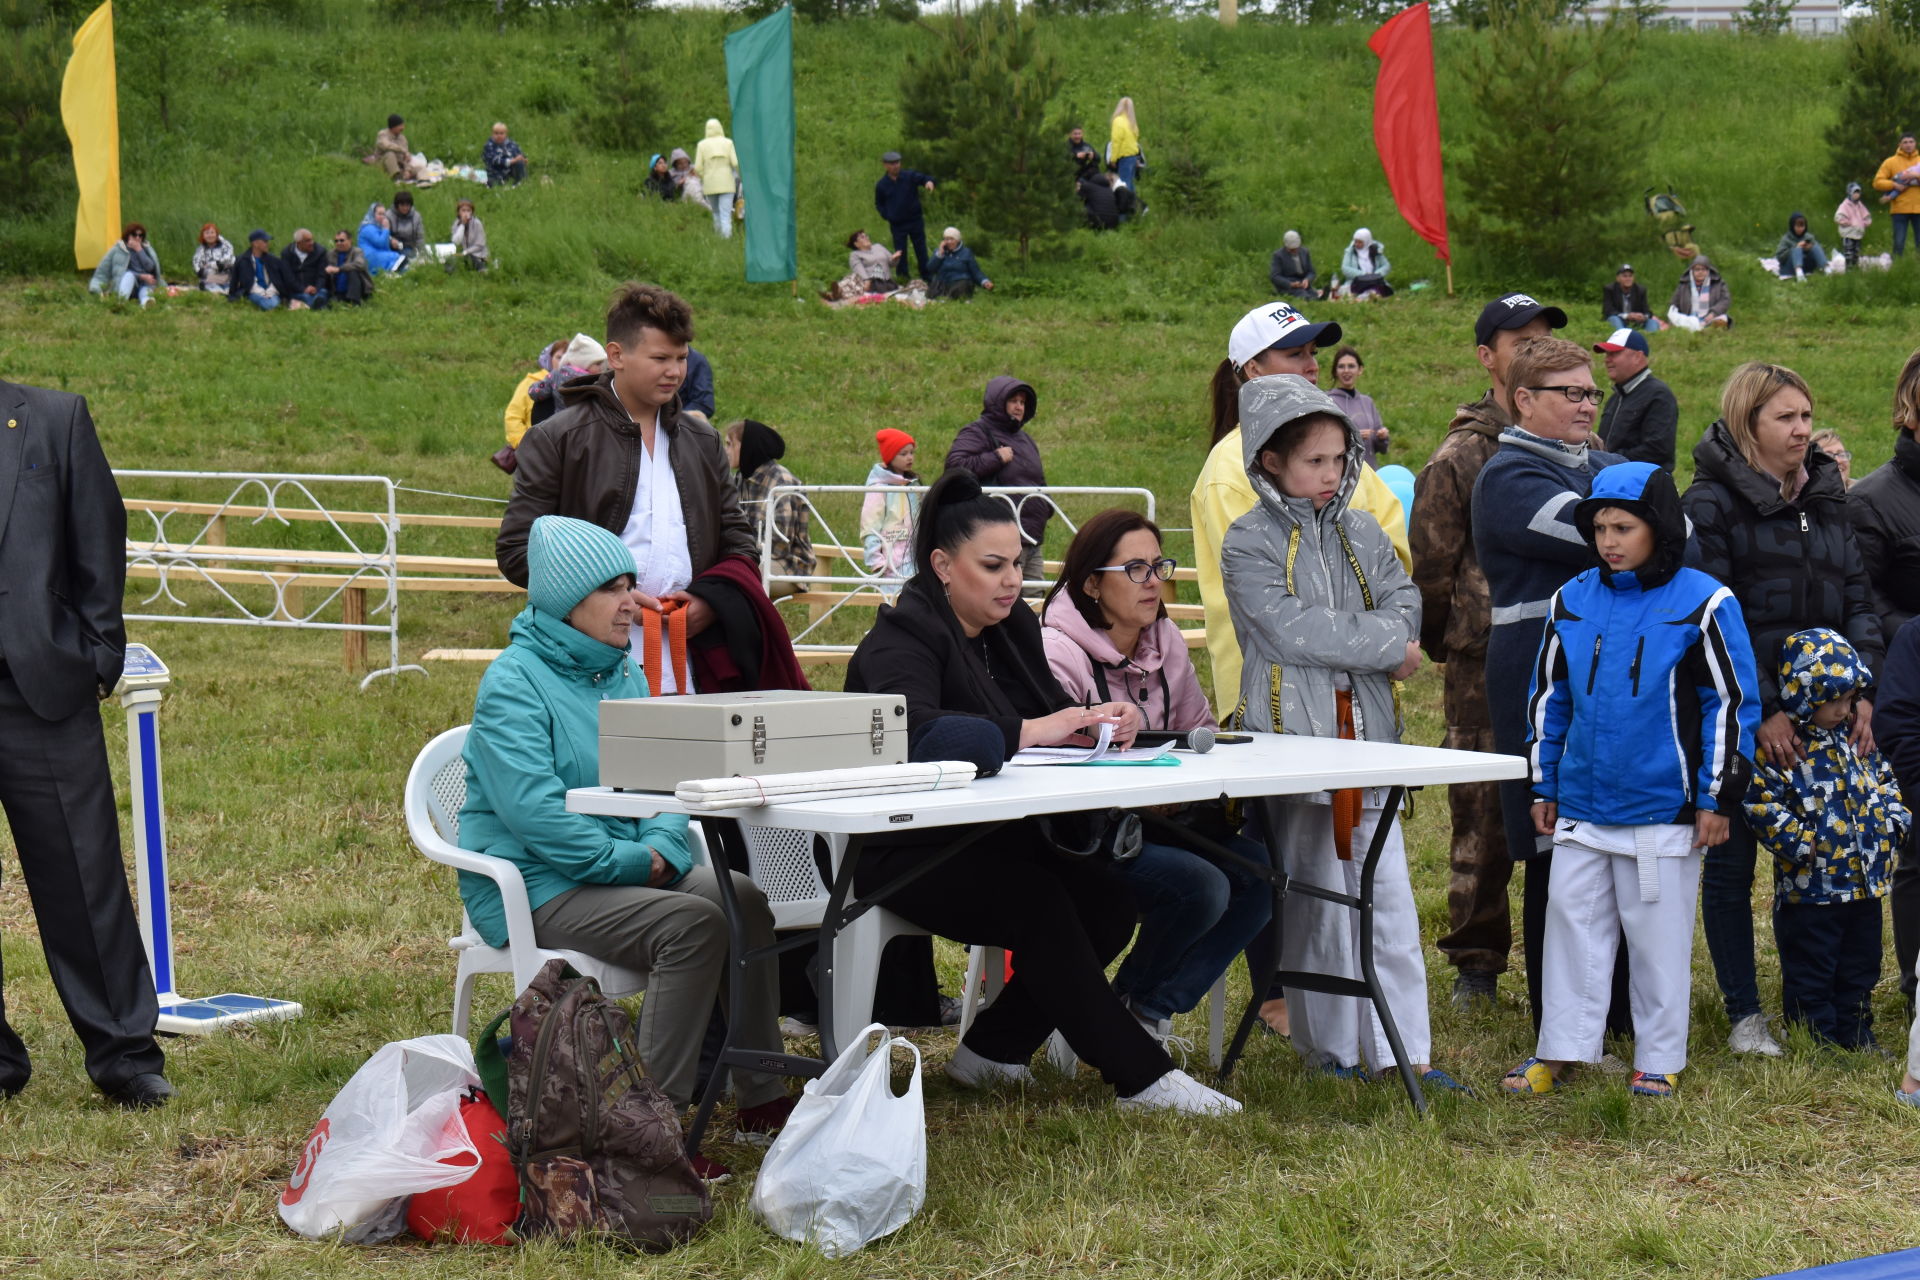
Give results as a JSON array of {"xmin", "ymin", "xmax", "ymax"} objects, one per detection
[
  {"xmin": 1682, "ymin": 361, "xmax": 1884, "ymax": 1057},
  {"xmin": 845, "ymin": 471, "xmax": 1240, "ymax": 1116},
  {"xmin": 1848, "ymin": 346, "xmax": 1920, "ymax": 1009}
]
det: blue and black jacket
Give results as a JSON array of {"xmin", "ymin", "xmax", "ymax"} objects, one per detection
[{"xmin": 1526, "ymin": 462, "xmax": 1761, "ymax": 824}]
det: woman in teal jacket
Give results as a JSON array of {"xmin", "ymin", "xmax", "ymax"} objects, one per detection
[{"xmin": 457, "ymin": 515, "xmax": 791, "ymax": 1156}]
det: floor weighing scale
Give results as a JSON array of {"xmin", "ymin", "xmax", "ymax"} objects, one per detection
[{"xmin": 118, "ymin": 644, "xmax": 304, "ymax": 1034}]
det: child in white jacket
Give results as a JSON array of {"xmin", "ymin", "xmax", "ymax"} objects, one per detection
[{"xmin": 1835, "ymin": 182, "xmax": 1873, "ymax": 268}]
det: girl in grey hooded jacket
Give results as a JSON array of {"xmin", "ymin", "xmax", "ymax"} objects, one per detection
[{"xmin": 1222, "ymin": 375, "xmax": 1463, "ymax": 1089}]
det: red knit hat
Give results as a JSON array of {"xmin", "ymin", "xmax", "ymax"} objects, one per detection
[{"xmin": 875, "ymin": 428, "xmax": 915, "ymax": 465}]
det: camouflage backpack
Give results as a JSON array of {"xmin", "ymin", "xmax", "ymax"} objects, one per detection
[{"xmin": 499, "ymin": 959, "xmax": 712, "ymax": 1248}]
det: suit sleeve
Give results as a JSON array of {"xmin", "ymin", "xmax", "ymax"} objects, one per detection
[
  {"xmin": 63, "ymin": 396, "xmax": 128, "ymax": 688},
  {"xmin": 1690, "ymin": 590, "xmax": 1759, "ymax": 814},
  {"xmin": 496, "ymin": 423, "xmax": 560, "ymax": 587},
  {"xmin": 1523, "ymin": 597, "xmax": 1571, "ymax": 799}
]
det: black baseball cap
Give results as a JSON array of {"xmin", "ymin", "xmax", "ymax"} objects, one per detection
[{"xmin": 1474, "ymin": 292, "xmax": 1569, "ymax": 348}]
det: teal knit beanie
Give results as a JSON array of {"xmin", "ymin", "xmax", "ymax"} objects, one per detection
[{"xmin": 525, "ymin": 516, "xmax": 636, "ymax": 619}]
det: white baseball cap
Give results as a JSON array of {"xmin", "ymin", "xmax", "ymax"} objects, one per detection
[{"xmin": 1228, "ymin": 302, "xmax": 1342, "ymax": 369}]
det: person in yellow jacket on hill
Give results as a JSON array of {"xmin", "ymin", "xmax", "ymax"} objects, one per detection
[
  {"xmin": 1191, "ymin": 302, "xmax": 1411, "ymax": 718},
  {"xmin": 1108, "ymin": 96, "xmax": 1143, "ymax": 209},
  {"xmin": 694, "ymin": 118, "xmax": 740, "ymax": 240},
  {"xmin": 1873, "ymin": 132, "xmax": 1920, "ymax": 257}
]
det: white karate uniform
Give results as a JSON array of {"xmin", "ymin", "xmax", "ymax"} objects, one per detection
[
  {"xmin": 1906, "ymin": 953, "xmax": 1920, "ymax": 1083},
  {"xmin": 618, "ymin": 412, "xmax": 694, "ymax": 694},
  {"xmin": 1267, "ymin": 799, "xmax": 1430, "ymax": 1072},
  {"xmin": 1537, "ymin": 821, "xmax": 1701, "ymax": 1075}
]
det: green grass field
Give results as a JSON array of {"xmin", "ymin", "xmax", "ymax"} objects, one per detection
[{"xmin": 7, "ymin": 7, "xmax": 1920, "ymax": 1278}]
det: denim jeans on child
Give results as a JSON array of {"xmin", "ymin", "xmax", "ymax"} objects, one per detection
[
  {"xmin": 1111, "ymin": 832, "xmax": 1272, "ymax": 1024},
  {"xmin": 1702, "ymin": 809, "xmax": 1767, "ymax": 1023}
]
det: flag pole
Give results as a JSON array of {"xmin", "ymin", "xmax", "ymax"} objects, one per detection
[{"xmin": 1445, "ymin": 261, "xmax": 1453, "ymax": 296}]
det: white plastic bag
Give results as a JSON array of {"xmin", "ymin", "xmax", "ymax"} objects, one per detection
[
  {"xmin": 277, "ymin": 1034, "xmax": 483, "ymax": 1243},
  {"xmin": 751, "ymin": 1023, "xmax": 926, "ymax": 1257}
]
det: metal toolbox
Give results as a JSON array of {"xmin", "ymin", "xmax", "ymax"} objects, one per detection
[{"xmin": 599, "ymin": 690, "xmax": 909, "ymax": 791}]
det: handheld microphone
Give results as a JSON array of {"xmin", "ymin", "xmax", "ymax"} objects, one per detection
[
  {"xmin": 1183, "ymin": 726, "xmax": 1215, "ymax": 754},
  {"xmin": 1135, "ymin": 728, "xmax": 1216, "ymax": 753}
]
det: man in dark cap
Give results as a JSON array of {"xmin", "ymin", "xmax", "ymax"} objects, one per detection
[
  {"xmin": 227, "ymin": 230, "xmax": 299, "ymax": 311},
  {"xmin": 1411, "ymin": 292, "xmax": 1568, "ymax": 1010},
  {"xmin": 874, "ymin": 151, "xmax": 936, "ymax": 282},
  {"xmin": 375, "ymin": 113, "xmax": 419, "ymax": 183}
]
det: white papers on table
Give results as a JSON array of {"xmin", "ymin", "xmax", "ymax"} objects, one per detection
[
  {"xmin": 674, "ymin": 761, "xmax": 978, "ymax": 810},
  {"xmin": 1009, "ymin": 721, "xmax": 1175, "ymax": 766}
]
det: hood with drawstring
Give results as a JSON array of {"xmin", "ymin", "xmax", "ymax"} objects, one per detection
[
  {"xmin": 1746, "ymin": 627, "xmax": 1910, "ymax": 906},
  {"xmin": 944, "ymin": 375, "xmax": 1048, "ymax": 541},
  {"xmin": 1040, "ymin": 591, "xmax": 1217, "ymax": 734},
  {"xmin": 1218, "ymin": 374, "xmax": 1419, "ymax": 747}
]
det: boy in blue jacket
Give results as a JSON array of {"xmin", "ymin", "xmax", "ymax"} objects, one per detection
[
  {"xmin": 1745, "ymin": 628, "xmax": 1911, "ymax": 1051},
  {"xmin": 1504, "ymin": 462, "xmax": 1759, "ymax": 1098}
]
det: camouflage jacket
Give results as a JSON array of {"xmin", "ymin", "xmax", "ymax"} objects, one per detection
[{"xmin": 1410, "ymin": 391, "xmax": 1508, "ymax": 662}]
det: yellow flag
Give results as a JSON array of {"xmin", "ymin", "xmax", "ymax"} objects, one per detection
[{"xmin": 61, "ymin": 2, "xmax": 120, "ymax": 272}]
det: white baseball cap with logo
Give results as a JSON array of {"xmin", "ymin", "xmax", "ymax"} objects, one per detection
[{"xmin": 1227, "ymin": 302, "xmax": 1343, "ymax": 370}]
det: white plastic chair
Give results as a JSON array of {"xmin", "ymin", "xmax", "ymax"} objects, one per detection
[
  {"xmin": 405, "ymin": 726, "xmax": 649, "ymax": 1036},
  {"xmin": 731, "ymin": 824, "xmax": 931, "ymax": 1055}
]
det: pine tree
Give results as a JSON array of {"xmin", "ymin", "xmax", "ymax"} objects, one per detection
[
  {"xmin": 899, "ymin": 0, "xmax": 1076, "ymax": 266},
  {"xmin": 0, "ymin": 0, "xmax": 70, "ymax": 218},
  {"xmin": 1454, "ymin": 0, "xmax": 1649, "ymax": 278},
  {"xmin": 1827, "ymin": 15, "xmax": 1920, "ymax": 190}
]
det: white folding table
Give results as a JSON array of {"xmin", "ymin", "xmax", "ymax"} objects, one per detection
[{"xmin": 569, "ymin": 733, "xmax": 1525, "ymax": 1148}]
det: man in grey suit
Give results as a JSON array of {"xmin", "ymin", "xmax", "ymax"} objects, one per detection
[{"xmin": 0, "ymin": 380, "xmax": 172, "ymax": 1108}]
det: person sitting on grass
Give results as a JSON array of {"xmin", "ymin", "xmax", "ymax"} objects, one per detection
[
  {"xmin": 643, "ymin": 153, "xmax": 678, "ymax": 201},
  {"xmin": 448, "ymin": 199, "xmax": 488, "ymax": 273},
  {"xmin": 1222, "ymin": 376, "xmax": 1467, "ymax": 1094},
  {"xmin": 483, "ymin": 121, "xmax": 528, "ymax": 188},
  {"xmin": 1745, "ymin": 629, "xmax": 1910, "ymax": 1052},
  {"xmin": 928, "ymin": 227, "xmax": 992, "ymax": 300},
  {"xmin": 847, "ymin": 229, "xmax": 901, "ymax": 293},
  {"xmin": 1339, "ymin": 227, "xmax": 1392, "ymax": 299},
  {"xmin": 191, "ymin": 223, "xmax": 234, "ymax": 294},
  {"xmin": 1667, "ymin": 255, "xmax": 1730, "ymax": 331},
  {"xmin": 1776, "ymin": 211, "xmax": 1829, "ymax": 280},
  {"xmin": 388, "ymin": 190, "xmax": 425, "ymax": 259},
  {"xmin": 724, "ymin": 419, "xmax": 815, "ymax": 600},
  {"xmin": 375, "ymin": 113, "xmax": 419, "ymax": 184},
  {"xmin": 357, "ymin": 203, "xmax": 410, "ymax": 276},
  {"xmin": 88, "ymin": 223, "xmax": 165, "ymax": 305},
  {"xmin": 1504, "ymin": 462, "xmax": 1758, "ymax": 1100},
  {"xmin": 458, "ymin": 514, "xmax": 794, "ymax": 1181},
  {"xmin": 280, "ymin": 229, "xmax": 332, "ymax": 310},
  {"xmin": 1270, "ymin": 231, "xmax": 1315, "ymax": 300},
  {"xmin": 1042, "ymin": 509, "xmax": 1273, "ymax": 1058},
  {"xmin": 324, "ymin": 229, "xmax": 374, "ymax": 305},
  {"xmin": 227, "ymin": 230, "xmax": 299, "ymax": 311}
]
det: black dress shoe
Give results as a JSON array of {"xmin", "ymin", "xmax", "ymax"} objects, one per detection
[{"xmin": 106, "ymin": 1073, "xmax": 176, "ymax": 1110}]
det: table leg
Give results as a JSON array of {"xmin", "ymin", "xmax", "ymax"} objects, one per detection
[
  {"xmin": 815, "ymin": 833, "xmax": 867, "ymax": 1065},
  {"xmin": 1356, "ymin": 788, "xmax": 1425, "ymax": 1116}
]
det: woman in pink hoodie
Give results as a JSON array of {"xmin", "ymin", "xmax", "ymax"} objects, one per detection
[{"xmin": 1041, "ymin": 509, "xmax": 1274, "ymax": 1049}]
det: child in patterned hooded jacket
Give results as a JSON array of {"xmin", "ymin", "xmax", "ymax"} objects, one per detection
[{"xmin": 1745, "ymin": 628, "xmax": 1912, "ymax": 1051}]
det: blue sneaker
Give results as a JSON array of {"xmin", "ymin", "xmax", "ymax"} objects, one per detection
[
  {"xmin": 1896, "ymin": 1086, "xmax": 1920, "ymax": 1108},
  {"xmin": 1319, "ymin": 1062, "xmax": 1370, "ymax": 1081},
  {"xmin": 1420, "ymin": 1067, "xmax": 1474, "ymax": 1096}
]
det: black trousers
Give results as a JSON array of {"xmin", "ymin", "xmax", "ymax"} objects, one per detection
[
  {"xmin": 0, "ymin": 671, "xmax": 164, "ymax": 1091},
  {"xmin": 1776, "ymin": 897, "xmax": 1883, "ymax": 1049},
  {"xmin": 1889, "ymin": 830, "xmax": 1920, "ymax": 1010},
  {"xmin": 888, "ymin": 220, "xmax": 930, "ymax": 281},
  {"xmin": 858, "ymin": 823, "xmax": 1173, "ymax": 1096}
]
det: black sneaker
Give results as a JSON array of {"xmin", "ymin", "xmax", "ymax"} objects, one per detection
[{"xmin": 1450, "ymin": 970, "xmax": 1498, "ymax": 1010}]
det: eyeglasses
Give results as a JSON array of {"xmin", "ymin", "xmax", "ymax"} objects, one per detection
[
  {"xmin": 1095, "ymin": 558, "xmax": 1177, "ymax": 584},
  {"xmin": 1528, "ymin": 385, "xmax": 1606, "ymax": 406}
]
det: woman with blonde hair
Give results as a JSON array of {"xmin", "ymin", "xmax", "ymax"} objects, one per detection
[
  {"xmin": 1108, "ymin": 95, "xmax": 1142, "ymax": 203},
  {"xmin": 1682, "ymin": 360, "xmax": 1883, "ymax": 1059}
]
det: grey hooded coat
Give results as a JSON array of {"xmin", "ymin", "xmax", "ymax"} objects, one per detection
[{"xmin": 1221, "ymin": 375, "xmax": 1419, "ymax": 745}]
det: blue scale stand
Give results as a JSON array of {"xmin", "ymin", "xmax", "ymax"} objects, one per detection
[{"xmin": 118, "ymin": 644, "xmax": 303, "ymax": 1035}]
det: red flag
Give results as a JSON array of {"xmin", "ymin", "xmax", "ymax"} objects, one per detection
[{"xmin": 1368, "ymin": 4, "xmax": 1449, "ymax": 263}]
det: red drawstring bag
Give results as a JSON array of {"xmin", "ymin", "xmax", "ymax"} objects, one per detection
[{"xmin": 406, "ymin": 1088, "xmax": 519, "ymax": 1246}]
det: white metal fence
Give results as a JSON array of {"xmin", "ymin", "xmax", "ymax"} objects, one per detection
[{"xmin": 117, "ymin": 471, "xmax": 427, "ymax": 689}]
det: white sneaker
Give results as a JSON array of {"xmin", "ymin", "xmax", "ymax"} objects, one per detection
[
  {"xmin": 946, "ymin": 1042, "xmax": 1035, "ymax": 1088},
  {"xmin": 1117, "ymin": 1068, "xmax": 1242, "ymax": 1116},
  {"xmin": 1130, "ymin": 1007, "xmax": 1193, "ymax": 1067},
  {"xmin": 1729, "ymin": 1013, "xmax": 1784, "ymax": 1057}
]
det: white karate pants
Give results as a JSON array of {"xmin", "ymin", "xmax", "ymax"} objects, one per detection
[{"xmin": 1268, "ymin": 800, "xmax": 1430, "ymax": 1072}]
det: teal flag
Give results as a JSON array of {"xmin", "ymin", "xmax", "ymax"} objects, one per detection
[{"xmin": 725, "ymin": 6, "xmax": 796, "ymax": 283}]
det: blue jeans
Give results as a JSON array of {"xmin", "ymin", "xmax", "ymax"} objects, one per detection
[
  {"xmin": 115, "ymin": 271, "xmax": 153, "ymax": 303},
  {"xmin": 712, "ymin": 190, "xmax": 734, "ymax": 238},
  {"xmin": 244, "ymin": 292, "xmax": 280, "ymax": 311},
  {"xmin": 1604, "ymin": 313, "xmax": 1662, "ymax": 332},
  {"xmin": 1895, "ymin": 212, "xmax": 1920, "ymax": 257},
  {"xmin": 1701, "ymin": 809, "xmax": 1765, "ymax": 1022},
  {"xmin": 1111, "ymin": 832, "xmax": 1273, "ymax": 1023},
  {"xmin": 1779, "ymin": 242, "xmax": 1828, "ymax": 275},
  {"xmin": 1116, "ymin": 154, "xmax": 1139, "ymax": 192}
]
